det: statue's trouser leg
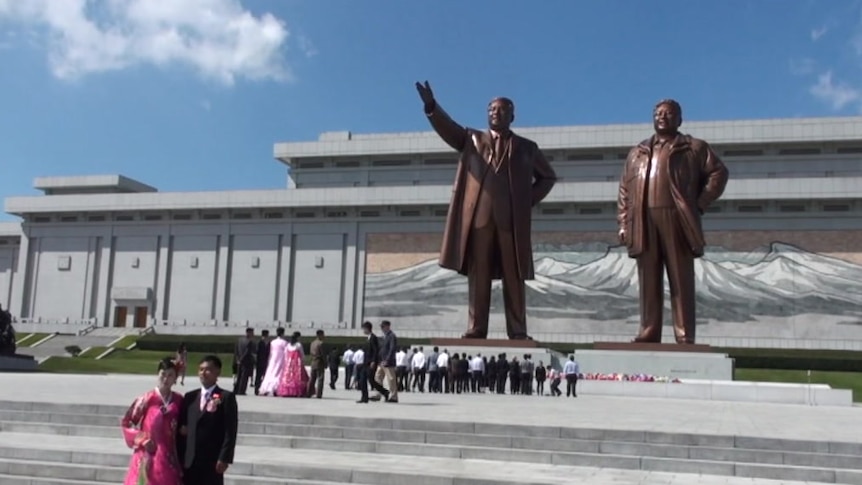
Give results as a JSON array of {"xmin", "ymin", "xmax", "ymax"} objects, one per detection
[
  {"xmin": 654, "ymin": 209, "xmax": 696, "ymax": 343},
  {"xmin": 497, "ymin": 229, "xmax": 527, "ymax": 339},
  {"xmin": 467, "ymin": 224, "xmax": 495, "ymax": 338},
  {"xmin": 636, "ymin": 208, "xmax": 696, "ymax": 343}
]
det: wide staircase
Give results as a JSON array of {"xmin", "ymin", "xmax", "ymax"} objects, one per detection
[{"xmin": 0, "ymin": 400, "xmax": 860, "ymax": 484}]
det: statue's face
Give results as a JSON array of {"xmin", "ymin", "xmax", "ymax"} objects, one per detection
[
  {"xmin": 487, "ymin": 98, "xmax": 514, "ymax": 131},
  {"xmin": 653, "ymin": 103, "xmax": 681, "ymax": 136}
]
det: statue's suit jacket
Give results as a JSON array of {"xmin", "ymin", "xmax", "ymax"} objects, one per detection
[
  {"xmin": 426, "ymin": 105, "xmax": 557, "ymax": 280},
  {"xmin": 617, "ymin": 134, "xmax": 729, "ymax": 259}
]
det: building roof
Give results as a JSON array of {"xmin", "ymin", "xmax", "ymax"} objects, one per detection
[
  {"xmin": 5, "ymin": 177, "xmax": 860, "ymax": 215},
  {"xmin": 273, "ymin": 116, "xmax": 862, "ymax": 165},
  {"xmin": 0, "ymin": 222, "xmax": 22, "ymax": 236},
  {"xmin": 34, "ymin": 175, "xmax": 158, "ymax": 195}
]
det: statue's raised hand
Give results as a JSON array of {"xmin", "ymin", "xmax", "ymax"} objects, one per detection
[{"xmin": 415, "ymin": 81, "xmax": 435, "ymax": 110}]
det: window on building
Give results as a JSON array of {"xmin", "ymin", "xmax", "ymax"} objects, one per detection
[
  {"xmin": 201, "ymin": 213, "xmax": 222, "ymax": 220},
  {"xmin": 335, "ymin": 161, "xmax": 361, "ymax": 168},
  {"xmin": 779, "ymin": 205, "xmax": 806, "ymax": 213},
  {"xmin": 326, "ymin": 211, "xmax": 347, "ymax": 218},
  {"xmin": 723, "ymin": 149, "xmax": 764, "ymax": 157},
  {"xmin": 567, "ymin": 153, "xmax": 604, "ymax": 161},
  {"xmin": 433, "ymin": 209, "xmax": 448, "ymax": 217},
  {"xmin": 823, "ymin": 204, "xmax": 851, "ymax": 212},
  {"xmin": 423, "ymin": 158, "xmax": 457, "ymax": 165},
  {"xmin": 298, "ymin": 161, "xmax": 325, "ymax": 169},
  {"xmin": 33, "ymin": 216, "xmax": 51, "ymax": 223},
  {"xmin": 578, "ymin": 207, "xmax": 602, "ymax": 215},
  {"xmin": 371, "ymin": 159, "xmax": 411, "ymax": 167},
  {"xmin": 172, "ymin": 214, "xmax": 192, "ymax": 220},
  {"xmin": 296, "ymin": 212, "xmax": 316, "ymax": 218},
  {"xmin": 115, "ymin": 215, "xmax": 135, "ymax": 221},
  {"xmin": 399, "ymin": 210, "xmax": 421, "ymax": 217},
  {"xmin": 232, "ymin": 213, "xmax": 253, "ymax": 220},
  {"xmin": 738, "ymin": 205, "xmax": 764, "ymax": 213},
  {"xmin": 87, "ymin": 215, "xmax": 106, "ymax": 222},
  {"xmin": 143, "ymin": 214, "xmax": 163, "ymax": 221},
  {"xmin": 59, "ymin": 216, "xmax": 78, "ymax": 222},
  {"xmin": 836, "ymin": 147, "xmax": 862, "ymax": 154},
  {"xmin": 360, "ymin": 211, "xmax": 380, "ymax": 217},
  {"xmin": 706, "ymin": 206, "xmax": 722, "ymax": 213},
  {"xmin": 263, "ymin": 212, "xmax": 284, "ymax": 219},
  {"xmin": 541, "ymin": 207, "xmax": 565, "ymax": 215},
  {"xmin": 778, "ymin": 147, "xmax": 820, "ymax": 156}
]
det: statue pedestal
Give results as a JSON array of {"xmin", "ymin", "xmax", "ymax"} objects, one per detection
[
  {"xmin": 0, "ymin": 354, "xmax": 38, "ymax": 372},
  {"xmin": 422, "ymin": 338, "xmax": 560, "ymax": 368},
  {"xmin": 575, "ymin": 343, "xmax": 734, "ymax": 381}
]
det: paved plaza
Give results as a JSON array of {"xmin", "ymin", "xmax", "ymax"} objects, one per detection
[
  {"xmin": 2, "ymin": 373, "xmax": 859, "ymax": 443},
  {"xmin": 0, "ymin": 372, "xmax": 860, "ymax": 484}
]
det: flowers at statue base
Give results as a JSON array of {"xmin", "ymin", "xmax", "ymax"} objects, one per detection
[{"xmin": 578, "ymin": 373, "xmax": 681, "ymax": 383}]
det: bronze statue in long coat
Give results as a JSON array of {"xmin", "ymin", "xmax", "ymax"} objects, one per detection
[
  {"xmin": 618, "ymin": 99, "xmax": 728, "ymax": 344},
  {"xmin": 416, "ymin": 81, "xmax": 556, "ymax": 339}
]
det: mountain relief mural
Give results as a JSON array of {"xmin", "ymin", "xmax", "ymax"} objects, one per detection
[{"xmin": 363, "ymin": 232, "xmax": 862, "ymax": 337}]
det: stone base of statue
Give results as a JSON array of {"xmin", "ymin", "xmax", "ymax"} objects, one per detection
[
  {"xmin": 0, "ymin": 353, "xmax": 38, "ymax": 372},
  {"xmin": 575, "ymin": 342, "xmax": 734, "ymax": 381},
  {"xmin": 427, "ymin": 338, "xmax": 561, "ymax": 368}
]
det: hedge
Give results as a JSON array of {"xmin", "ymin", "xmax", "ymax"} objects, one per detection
[
  {"xmin": 137, "ymin": 334, "xmax": 432, "ymax": 362},
  {"xmin": 139, "ymin": 334, "xmax": 862, "ymax": 372}
]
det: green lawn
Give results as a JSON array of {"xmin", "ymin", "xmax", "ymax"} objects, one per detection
[
  {"xmin": 78, "ymin": 346, "xmax": 110, "ymax": 358},
  {"xmin": 111, "ymin": 335, "xmax": 139, "ymax": 349},
  {"xmin": 736, "ymin": 368, "xmax": 862, "ymax": 402},
  {"xmin": 40, "ymin": 349, "xmax": 236, "ymax": 376},
  {"xmin": 17, "ymin": 333, "xmax": 52, "ymax": 347}
]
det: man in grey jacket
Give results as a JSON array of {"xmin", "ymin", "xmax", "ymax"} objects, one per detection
[
  {"xmin": 427, "ymin": 347, "xmax": 440, "ymax": 393},
  {"xmin": 371, "ymin": 320, "xmax": 399, "ymax": 403}
]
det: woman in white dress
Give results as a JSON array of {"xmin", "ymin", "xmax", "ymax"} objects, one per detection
[{"xmin": 257, "ymin": 327, "xmax": 288, "ymax": 395}]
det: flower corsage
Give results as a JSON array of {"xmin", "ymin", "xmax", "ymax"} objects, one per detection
[{"xmin": 205, "ymin": 393, "xmax": 223, "ymax": 413}]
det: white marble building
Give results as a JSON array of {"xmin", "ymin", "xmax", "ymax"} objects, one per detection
[{"xmin": 2, "ymin": 116, "xmax": 862, "ymax": 347}]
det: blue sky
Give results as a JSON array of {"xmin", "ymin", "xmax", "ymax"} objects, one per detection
[{"xmin": 0, "ymin": 0, "xmax": 860, "ymax": 217}]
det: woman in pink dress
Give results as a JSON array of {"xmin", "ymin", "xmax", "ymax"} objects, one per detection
[
  {"xmin": 276, "ymin": 331, "xmax": 310, "ymax": 397},
  {"xmin": 120, "ymin": 357, "xmax": 183, "ymax": 485}
]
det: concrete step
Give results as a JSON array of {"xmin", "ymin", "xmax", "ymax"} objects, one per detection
[
  {"xmin": 2, "ymin": 404, "xmax": 861, "ymax": 458},
  {"xmin": 4, "ymin": 418, "xmax": 862, "ymax": 474}
]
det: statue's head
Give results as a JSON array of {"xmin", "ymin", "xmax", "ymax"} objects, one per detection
[
  {"xmin": 653, "ymin": 99, "xmax": 682, "ymax": 136},
  {"xmin": 487, "ymin": 97, "xmax": 514, "ymax": 132}
]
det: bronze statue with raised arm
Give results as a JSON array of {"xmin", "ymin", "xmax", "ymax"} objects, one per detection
[
  {"xmin": 415, "ymin": 81, "xmax": 557, "ymax": 340},
  {"xmin": 617, "ymin": 99, "xmax": 729, "ymax": 344}
]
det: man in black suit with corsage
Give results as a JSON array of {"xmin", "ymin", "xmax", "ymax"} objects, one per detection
[{"xmin": 178, "ymin": 355, "xmax": 239, "ymax": 485}]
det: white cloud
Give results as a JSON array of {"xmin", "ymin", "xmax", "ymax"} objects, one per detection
[
  {"xmin": 811, "ymin": 26, "xmax": 828, "ymax": 41},
  {"xmin": 0, "ymin": 0, "xmax": 293, "ymax": 85},
  {"xmin": 809, "ymin": 71, "xmax": 860, "ymax": 110},
  {"xmin": 297, "ymin": 34, "xmax": 317, "ymax": 58}
]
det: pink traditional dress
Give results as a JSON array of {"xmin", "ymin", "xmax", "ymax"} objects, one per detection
[
  {"xmin": 258, "ymin": 337, "xmax": 288, "ymax": 395},
  {"xmin": 120, "ymin": 389, "xmax": 183, "ymax": 485},
  {"xmin": 276, "ymin": 342, "xmax": 309, "ymax": 397}
]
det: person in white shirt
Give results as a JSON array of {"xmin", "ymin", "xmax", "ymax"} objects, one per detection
[
  {"xmin": 436, "ymin": 350, "xmax": 450, "ymax": 393},
  {"xmin": 395, "ymin": 348, "xmax": 408, "ymax": 392},
  {"xmin": 548, "ymin": 366, "xmax": 562, "ymax": 397},
  {"xmin": 469, "ymin": 354, "xmax": 485, "ymax": 392},
  {"xmin": 563, "ymin": 356, "xmax": 580, "ymax": 398},
  {"xmin": 342, "ymin": 347, "xmax": 355, "ymax": 390},
  {"xmin": 410, "ymin": 347, "xmax": 427, "ymax": 392},
  {"xmin": 350, "ymin": 349, "xmax": 364, "ymax": 390}
]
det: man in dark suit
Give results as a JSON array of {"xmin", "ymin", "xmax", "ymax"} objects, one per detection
[
  {"xmin": 307, "ymin": 329, "xmax": 326, "ymax": 399},
  {"xmin": 178, "ymin": 355, "xmax": 238, "ymax": 485},
  {"xmin": 356, "ymin": 321, "xmax": 387, "ymax": 404},
  {"xmin": 371, "ymin": 320, "xmax": 398, "ymax": 403},
  {"xmin": 233, "ymin": 328, "xmax": 255, "ymax": 395},
  {"xmin": 253, "ymin": 329, "xmax": 270, "ymax": 395},
  {"xmin": 416, "ymin": 81, "xmax": 557, "ymax": 340}
]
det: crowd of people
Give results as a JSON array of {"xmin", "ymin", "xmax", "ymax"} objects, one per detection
[{"xmin": 341, "ymin": 345, "xmax": 582, "ymax": 398}]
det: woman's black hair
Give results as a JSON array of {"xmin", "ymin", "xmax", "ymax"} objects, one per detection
[{"xmin": 158, "ymin": 357, "xmax": 177, "ymax": 372}]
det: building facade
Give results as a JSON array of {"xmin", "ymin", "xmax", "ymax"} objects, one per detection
[{"xmin": 2, "ymin": 116, "xmax": 862, "ymax": 347}]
